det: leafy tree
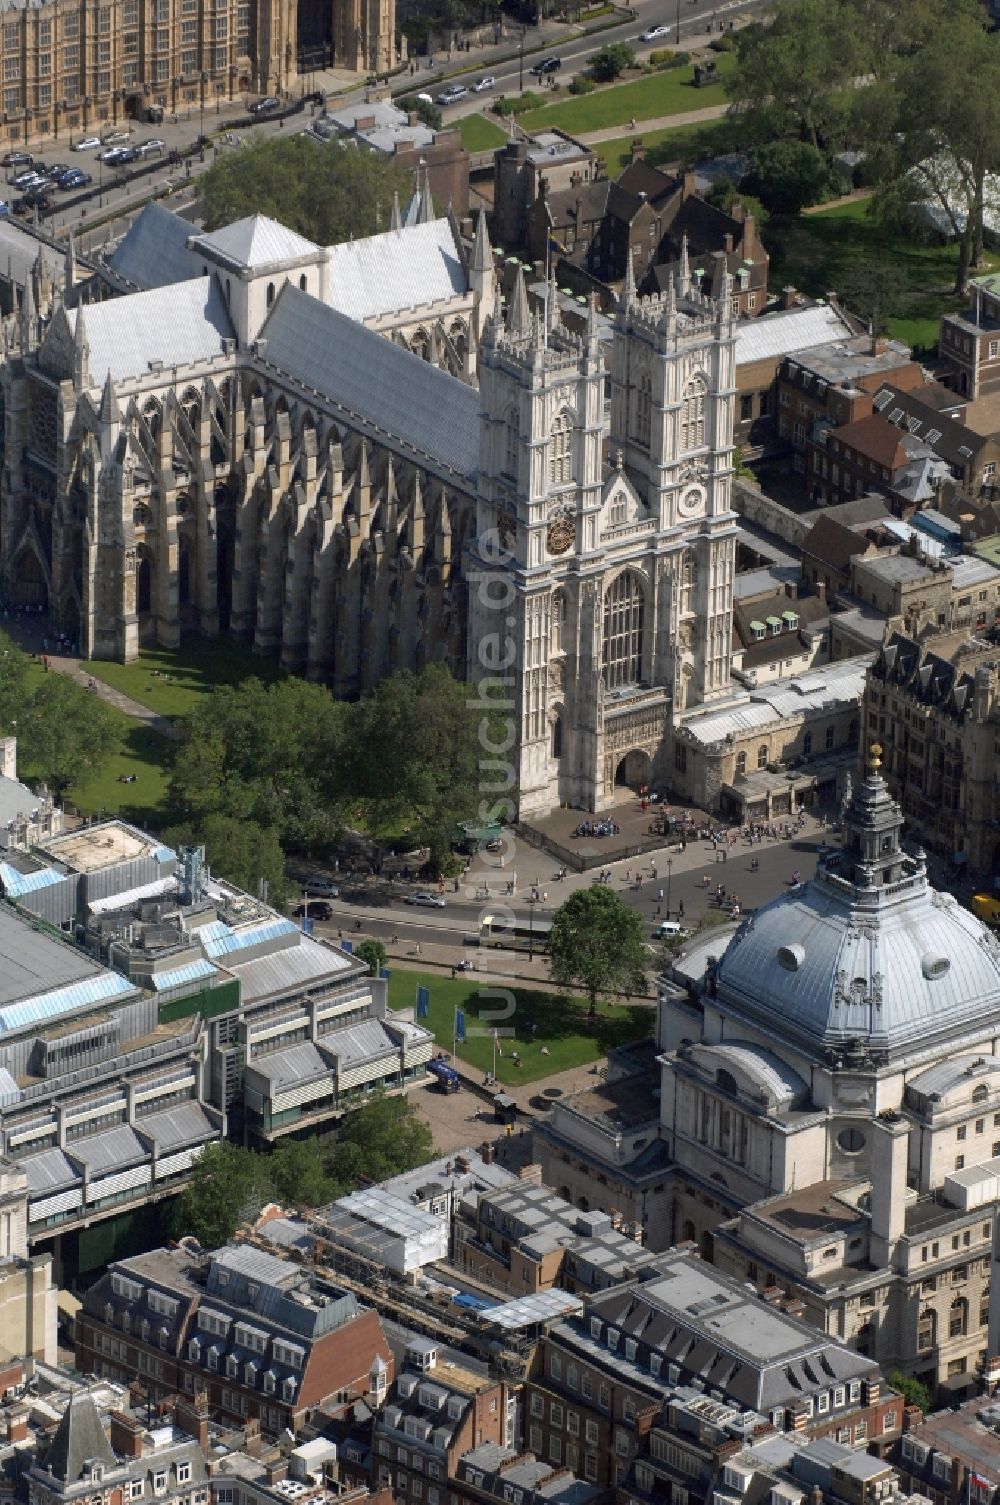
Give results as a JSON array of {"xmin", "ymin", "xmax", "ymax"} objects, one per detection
[
  {"xmin": 860, "ymin": 3, "xmax": 1000, "ymax": 292},
  {"xmin": 0, "ymin": 633, "xmax": 29, "ymax": 730},
  {"xmin": 705, "ymin": 175, "xmax": 769, "ymax": 233},
  {"xmin": 18, "ymin": 673, "xmax": 123, "ymax": 793},
  {"xmin": 163, "ymin": 813, "xmax": 288, "ymax": 905},
  {"xmin": 400, "ymin": 95, "xmax": 443, "ymax": 131},
  {"xmin": 589, "ymin": 42, "xmax": 635, "ymax": 82},
  {"xmin": 549, "ymin": 887, "xmax": 648, "ymax": 1017},
  {"xmin": 268, "ymin": 1138, "xmax": 334, "ymax": 1210},
  {"xmin": 331, "ymin": 1093, "xmax": 433, "ymax": 1188},
  {"xmin": 742, "ymin": 140, "xmax": 835, "ymax": 215},
  {"xmin": 344, "ymin": 664, "xmax": 491, "ymax": 871},
  {"xmin": 168, "ymin": 677, "xmax": 348, "ymax": 851},
  {"xmin": 725, "ymin": 0, "xmax": 869, "ymax": 149},
  {"xmin": 888, "ymin": 1370, "xmax": 930, "ymax": 1414},
  {"xmin": 200, "ymin": 135, "xmax": 410, "ymax": 243},
  {"xmin": 356, "ymin": 938, "xmax": 387, "ymax": 976},
  {"xmin": 173, "ymin": 1142, "xmax": 269, "ymax": 1247}
]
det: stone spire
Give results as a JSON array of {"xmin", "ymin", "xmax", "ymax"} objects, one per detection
[
  {"xmin": 390, "ymin": 191, "xmax": 401, "ymax": 233},
  {"xmin": 547, "ymin": 266, "xmax": 560, "ymax": 332},
  {"xmin": 677, "ymin": 233, "xmax": 690, "ymax": 297},
  {"xmin": 716, "ymin": 268, "xmax": 733, "ymax": 325},
  {"xmin": 73, "ymin": 305, "xmax": 89, "ymax": 387},
  {"xmin": 471, "ymin": 208, "xmax": 491, "ymax": 273},
  {"xmin": 64, "ymin": 230, "xmax": 76, "ymax": 292},
  {"xmin": 19, "ymin": 275, "xmax": 35, "ymax": 352},
  {"xmin": 586, "ymin": 291, "xmax": 601, "ymax": 351},
  {"xmin": 659, "ymin": 269, "xmax": 676, "ymax": 332},
  {"xmin": 418, "ymin": 162, "xmax": 433, "ymax": 225},
  {"xmin": 621, "ymin": 251, "xmax": 636, "ymax": 311},
  {"xmin": 98, "ymin": 367, "xmax": 120, "ymax": 424},
  {"xmin": 507, "ymin": 264, "xmax": 530, "ymax": 336}
]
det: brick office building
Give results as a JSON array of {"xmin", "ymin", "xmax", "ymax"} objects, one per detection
[{"xmin": 77, "ymin": 1241, "xmax": 392, "ymax": 1434}]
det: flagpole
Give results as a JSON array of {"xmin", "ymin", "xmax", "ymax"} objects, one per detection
[
  {"xmin": 453, "ymin": 1006, "xmax": 458, "ymax": 1062},
  {"xmin": 544, "ymin": 237, "xmax": 550, "ymax": 352}
]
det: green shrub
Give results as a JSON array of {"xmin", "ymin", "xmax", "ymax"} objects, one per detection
[
  {"xmin": 494, "ymin": 90, "xmax": 545, "ymax": 116},
  {"xmin": 708, "ymin": 31, "xmax": 736, "ymax": 50},
  {"xmin": 590, "ymin": 41, "xmax": 636, "ymax": 81},
  {"xmin": 648, "ymin": 48, "xmax": 674, "ymax": 65},
  {"xmin": 569, "ymin": 73, "xmax": 596, "ymax": 94}
]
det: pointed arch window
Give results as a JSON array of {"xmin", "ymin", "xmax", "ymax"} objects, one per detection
[
  {"xmin": 549, "ymin": 408, "xmax": 573, "ymax": 487},
  {"xmin": 681, "ymin": 374, "xmax": 706, "ymax": 451},
  {"xmin": 504, "ymin": 406, "xmax": 519, "ymax": 478},
  {"xmin": 634, "ymin": 372, "xmax": 652, "ymax": 449},
  {"xmin": 602, "ymin": 571, "xmax": 644, "ymax": 689}
]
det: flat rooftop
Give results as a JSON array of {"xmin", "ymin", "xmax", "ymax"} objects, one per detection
[
  {"xmin": 556, "ymin": 1068, "xmax": 661, "ymax": 1131},
  {"xmin": 908, "ymin": 1400, "xmax": 1000, "ymax": 1478},
  {"xmin": 41, "ymin": 821, "xmax": 162, "ymax": 873},
  {"xmin": 748, "ymin": 1181, "xmax": 865, "ymax": 1242}
]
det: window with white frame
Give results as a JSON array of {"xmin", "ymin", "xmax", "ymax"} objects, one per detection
[
  {"xmin": 602, "ymin": 571, "xmax": 644, "ymax": 689},
  {"xmin": 548, "ymin": 409, "xmax": 573, "ymax": 487},
  {"xmin": 680, "ymin": 374, "xmax": 706, "ymax": 451}
]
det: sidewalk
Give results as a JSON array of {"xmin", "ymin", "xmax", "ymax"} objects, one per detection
[
  {"xmin": 576, "ymin": 100, "xmax": 728, "ymax": 145},
  {"xmin": 0, "ymin": 613, "xmax": 178, "ymax": 738}
]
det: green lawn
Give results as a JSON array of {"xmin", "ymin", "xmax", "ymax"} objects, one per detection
[
  {"xmin": 457, "ymin": 114, "xmax": 507, "ymax": 152},
  {"xmin": 768, "ymin": 196, "xmax": 1000, "ymax": 355},
  {"xmin": 595, "ymin": 115, "xmax": 739, "ymax": 174},
  {"xmin": 516, "ymin": 53, "xmax": 734, "ymax": 136},
  {"xmin": 66, "ymin": 722, "xmax": 173, "ymax": 826},
  {"xmin": 81, "ymin": 638, "xmax": 285, "ymax": 719},
  {"xmin": 387, "ymin": 969, "xmax": 652, "ymax": 1086}
]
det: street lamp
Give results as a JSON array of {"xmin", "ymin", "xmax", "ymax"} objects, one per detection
[
  {"xmin": 518, "ymin": 25, "xmax": 526, "ymax": 92},
  {"xmin": 666, "ymin": 857, "xmax": 673, "ymax": 919},
  {"xmin": 675, "ymin": 0, "xmax": 681, "ymax": 44}
]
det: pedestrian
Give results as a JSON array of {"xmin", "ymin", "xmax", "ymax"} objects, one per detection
[
  {"xmin": 415, "ymin": 942, "xmax": 422, "ymax": 957},
  {"xmin": 723, "ymin": 848, "xmax": 728, "ymax": 863},
  {"xmin": 678, "ymin": 899, "xmax": 684, "ymax": 918}
]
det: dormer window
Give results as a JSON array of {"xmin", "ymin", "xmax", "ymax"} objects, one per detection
[{"xmin": 91, "ymin": 1466, "xmax": 104, "ymax": 1485}]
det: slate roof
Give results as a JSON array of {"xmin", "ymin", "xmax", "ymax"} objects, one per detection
[
  {"xmin": 800, "ymin": 513, "xmax": 877, "ymax": 575},
  {"xmin": 827, "ymin": 412, "xmax": 926, "ymax": 472},
  {"xmin": 73, "ymin": 279, "xmax": 234, "ymax": 385},
  {"xmin": 734, "ymin": 303, "xmax": 854, "ymax": 367},
  {"xmin": 871, "ymin": 382, "xmax": 996, "ymax": 470},
  {"xmin": 193, "ymin": 214, "xmax": 320, "ymax": 270},
  {"xmin": 138, "ymin": 1100, "xmax": 216, "ymax": 1151},
  {"xmin": 44, "ymin": 1391, "xmax": 116, "ymax": 1482},
  {"xmin": 325, "ymin": 218, "xmax": 467, "ymax": 322},
  {"xmin": 106, "ymin": 202, "xmax": 201, "ymax": 290},
  {"xmin": 259, "ymin": 283, "xmax": 480, "ymax": 478},
  {"xmin": 870, "ymin": 630, "xmax": 977, "ymax": 720}
]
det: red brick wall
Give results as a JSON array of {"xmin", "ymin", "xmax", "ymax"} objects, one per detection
[{"xmin": 300, "ymin": 1309, "xmax": 393, "ymax": 1409}]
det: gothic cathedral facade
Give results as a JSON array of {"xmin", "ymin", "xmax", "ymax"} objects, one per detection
[
  {"xmin": 0, "ymin": 225, "xmax": 737, "ymax": 820},
  {"xmin": 471, "ymin": 256, "xmax": 737, "ymax": 817}
]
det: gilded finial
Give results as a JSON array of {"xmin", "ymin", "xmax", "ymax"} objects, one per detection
[{"xmin": 869, "ymin": 742, "xmax": 883, "ymax": 770}]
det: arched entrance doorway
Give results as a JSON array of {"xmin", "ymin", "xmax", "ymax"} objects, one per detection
[
  {"xmin": 615, "ymin": 749, "xmax": 652, "ymax": 791},
  {"xmin": 10, "ymin": 546, "xmax": 48, "ymax": 608}
]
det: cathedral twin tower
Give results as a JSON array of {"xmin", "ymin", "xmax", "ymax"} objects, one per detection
[{"xmin": 1, "ymin": 223, "xmax": 737, "ymax": 817}]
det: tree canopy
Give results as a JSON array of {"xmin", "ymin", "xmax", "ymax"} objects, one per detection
[
  {"xmin": 166, "ymin": 663, "xmax": 487, "ymax": 873},
  {"xmin": 589, "ymin": 43, "xmax": 635, "ymax": 82},
  {"xmin": 548, "ymin": 886, "xmax": 648, "ymax": 1016},
  {"xmin": 163, "ymin": 813, "xmax": 288, "ymax": 906},
  {"xmin": 0, "ymin": 635, "xmax": 123, "ymax": 794},
  {"xmin": 725, "ymin": 0, "xmax": 1000, "ymax": 291},
  {"xmin": 200, "ymin": 136, "xmax": 411, "ymax": 242},
  {"xmin": 356, "ymin": 938, "xmax": 387, "ymax": 976},
  {"xmin": 173, "ymin": 1093, "xmax": 433, "ymax": 1247}
]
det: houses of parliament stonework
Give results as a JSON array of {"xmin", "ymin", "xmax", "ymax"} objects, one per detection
[{"xmin": 0, "ymin": 209, "xmax": 736, "ymax": 815}]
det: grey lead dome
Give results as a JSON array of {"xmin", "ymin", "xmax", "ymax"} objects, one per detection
[{"xmin": 710, "ymin": 757, "xmax": 1000, "ymax": 1066}]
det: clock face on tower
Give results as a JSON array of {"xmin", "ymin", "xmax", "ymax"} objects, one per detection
[
  {"xmin": 546, "ymin": 509, "xmax": 576, "ymax": 556},
  {"xmin": 679, "ymin": 485, "xmax": 706, "ymax": 519}
]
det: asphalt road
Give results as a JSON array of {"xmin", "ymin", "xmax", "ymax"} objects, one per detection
[
  {"xmin": 29, "ymin": 0, "xmax": 764, "ymax": 241},
  {"xmin": 306, "ymin": 823, "xmax": 830, "ymax": 950},
  {"xmin": 433, "ymin": 0, "xmax": 759, "ymax": 106}
]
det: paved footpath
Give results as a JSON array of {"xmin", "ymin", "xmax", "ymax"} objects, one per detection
[{"xmin": 0, "ymin": 613, "xmax": 178, "ymax": 737}]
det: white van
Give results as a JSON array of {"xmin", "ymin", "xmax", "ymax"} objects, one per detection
[{"xmin": 652, "ymin": 920, "xmax": 689, "ymax": 940}]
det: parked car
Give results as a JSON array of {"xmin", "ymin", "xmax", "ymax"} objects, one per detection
[
  {"xmin": 59, "ymin": 170, "xmax": 91, "ymax": 189},
  {"xmin": 12, "ymin": 169, "xmax": 43, "ymax": 188},
  {"xmin": 2, "ymin": 151, "xmax": 32, "ymax": 167},
  {"xmin": 0, "ymin": 201, "xmax": 9, "ymax": 216},
  {"xmin": 303, "ymin": 876, "xmax": 340, "ymax": 898},
  {"xmin": 138, "ymin": 138, "xmax": 166, "ymax": 155},
  {"xmin": 472, "ymin": 74, "xmax": 495, "ymax": 91},
  {"xmin": 295, "ymin": 899, "xmax": 333, "ymax": 920},
  {"xmin": 640, "ymin": 23, "xmax": 672, "ymax": 39},
  {"xmin": 100, "ymin": 128, "xmax": 131, "ymax": 144},
  {"xmin": 406, "ymin": 891, "xmax": 447, "ymax": 908},
  {"xmin": 249, "ymin": 95, "xmax": 279, "ymax": 115},
  {"xmin": 46, "ymin": 163, "xmax": 72, "ymax": 182},
  {"xmin": 435, "ymin": 83, "xmax": 468, "ymax": 104},
  {"xmin": 530, "ymin": 55, "xmax": 561, "ymax": 75},
  {"xmin": 98, "ymin": 145, "xmax": 129, "ymax": 163},
  {"xmin": 115, "ymin": 147, "xmax": 139, "ymax": 164},
  {"xmin": 72, "ymin": 136, "xmax": 102, "ymax": 151},
  {"xmin": 13, "ymin": 192, "xmax": 51, "ymax": 215}
]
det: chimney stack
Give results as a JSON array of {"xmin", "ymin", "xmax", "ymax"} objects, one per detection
[
  {"xmin": 109, "ymin": 1412, "xmax": 144, "ymax": 1460},
  {"xmin": 174, "ymin": 1394, "xmax": 210, "ymax": 1451},
  {"xmin": 871, "ymin": 332, "xmax": 889, "ymax": 357}
]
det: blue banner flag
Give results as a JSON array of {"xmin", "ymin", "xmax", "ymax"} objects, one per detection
[
  {"xmin": 380, "ymin": 967, "xmax": 391, "ymax": 980},
  {"xmin": 455, "ymin": 1008, "xmax": 466, "ymax": 1043},
  {"xmin": 341, "ymin": 939, "xmax": 353, "ymax": 954},
  {"xmin": 417, "ymin": 985, "xmax": 430, "ymax": 1018}
]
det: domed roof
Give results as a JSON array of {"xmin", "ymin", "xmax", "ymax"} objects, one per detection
[{"xmin": 712, "ymin": 760, "xmax": 1000, "ymax": 1066}]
